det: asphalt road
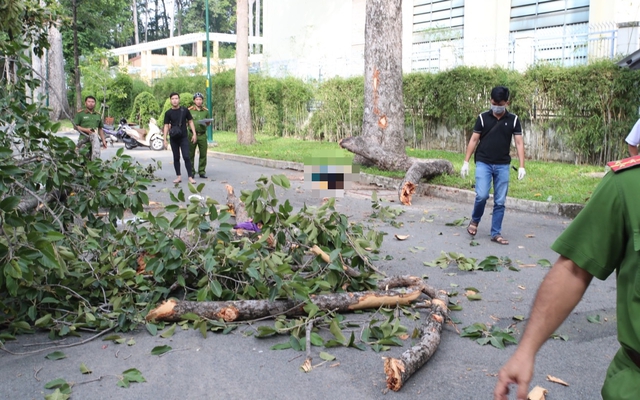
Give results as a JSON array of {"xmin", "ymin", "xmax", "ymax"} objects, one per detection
[{"xmin": 1, "ymin": 139, "xmax": 616, "ymax": 400}]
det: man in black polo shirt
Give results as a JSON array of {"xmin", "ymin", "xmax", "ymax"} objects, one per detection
[{"xmin": 460, "ymin": 86, "xmax": 526, "ymax": 245}]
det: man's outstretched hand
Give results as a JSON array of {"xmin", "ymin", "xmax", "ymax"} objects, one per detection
[{"xmin": 494, "ymin": 352, "xmax": 534, "ymax": 400}]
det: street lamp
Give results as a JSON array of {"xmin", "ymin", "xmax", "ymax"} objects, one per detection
[{"xmin": 205, "ymin": 0, "xmax": 214, "ymax": 144}]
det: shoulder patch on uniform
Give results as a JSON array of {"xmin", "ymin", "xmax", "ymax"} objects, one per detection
[
  {"xmin": 607, "ymin": 155, "xmax": 640, "ymax": 173},
  {"xmin": 77, "ymin": 108, "xmax": 84, "ymax": 113},
  {"xmin": 188, "ymin": 106, "xmax": 196, "ymax": 110}
]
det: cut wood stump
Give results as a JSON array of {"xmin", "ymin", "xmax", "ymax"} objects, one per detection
[{"xmin": 226, "ymin": 184, "xmax": 248, "ymax": 223}]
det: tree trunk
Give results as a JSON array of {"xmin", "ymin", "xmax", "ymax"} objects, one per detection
[
  {"xmin": 339, "ymin": 0, "xmax": 453, "ymax": 205},
  {"xmin": 384, "ymin": 288, "xmax": 449, "ymax": 391},
  {"xmin": 161, "ymin": 0, "xmax": 170, "ymax": 37},
  {"xmin": 353, "ymin": 0, "xmax": 404, "ymax": 166},
  {"xmin": 146, "ymin": 275, "xmax": 436, "ymax": 323},
  {"xmin": 30, "ymin": 47, "xmax": 45, "ymax": 103},
  {"xmin": 235, "ymin": 0, "xmax": 255, "ymax": 145},
  {"xmin": 48, "ymin": 25, "xmax": 71, "ymax": 121},
  {"xmin": 72, "ymin": 0, "xmax": 82, "ymax": 111},
  {"xmin": 132, "ymin": 0, "xmax": 140, "ymax": 46}
]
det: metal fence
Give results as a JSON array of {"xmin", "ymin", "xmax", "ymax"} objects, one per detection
[
  {"xmin": 411, "ymin": 22, "xmax": 620, "ymax": 73},
  {"xmin": 257, "ymin": 22, "xmax": 622, "ymax": 80}
]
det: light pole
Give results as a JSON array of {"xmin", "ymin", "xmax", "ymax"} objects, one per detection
[{"xmin": 205, "ymin": 0, "xmax": 214, "ymax": 143}]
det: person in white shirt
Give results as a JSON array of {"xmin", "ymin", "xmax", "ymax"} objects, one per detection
[{"xmin": 624, "ymin": 118, "xmax": 640, "ymax": 156}]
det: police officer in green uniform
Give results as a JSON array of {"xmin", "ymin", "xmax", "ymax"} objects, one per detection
[
  {"xmin": 73, "ymin": 96, "xmax": 107, "ymax": 154},
  {"xmin": 494, "ymin": 156, "xmax": 640, "ymax": 400},
  {"xmin": 188, "ymin": 92, "xmax": 210, "ymax": 178}
]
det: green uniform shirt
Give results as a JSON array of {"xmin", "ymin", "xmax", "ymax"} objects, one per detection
[
  {"xmin": 188, "ymin": 106, "xmax": 209, "ymax": 135},
  {"xmin": 73, "ymin": 109, "xmax": 103, "ymax": 130},
  {"xmin": 551, "ymin": 166, "xmax": 640, "ymax": 355}
]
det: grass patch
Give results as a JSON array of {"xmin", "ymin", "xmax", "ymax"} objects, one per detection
[
  {"xmin": 218, "ymin": 131, "xmax": 603, "ymax": 204},
  {"xmin": 212, "ymin": 131, "xmax": 352, "ymax": 163}
]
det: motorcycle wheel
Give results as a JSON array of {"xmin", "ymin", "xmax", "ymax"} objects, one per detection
[
  {"xmin": 151, "ymin": 138, "xmax": 164, "ymax": 151},
  {"xmin": 125, "ymin": 142, "xmax": 135, "ymax": 150}
]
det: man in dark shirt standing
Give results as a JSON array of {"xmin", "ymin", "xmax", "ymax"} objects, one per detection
[
  {"xmin": 163, "ymin": 92, "xmax": 198, "ymax": 184},
  {"xmin": 460, "ymin": 86, "xmax": 526, "ymax": 245}
]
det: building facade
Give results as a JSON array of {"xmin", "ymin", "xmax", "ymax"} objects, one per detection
[{"xmin": 262, "ymin": 0, "xmax": 640, "ymax": 79}]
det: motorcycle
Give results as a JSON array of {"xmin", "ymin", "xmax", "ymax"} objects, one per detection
[
  {"xmin": 121, "ymin": 118, "xmax": 164, "ymax": 151},
  {"xmin": 102, "ymin": 119, "xmax": 127, "ymax": 145}
]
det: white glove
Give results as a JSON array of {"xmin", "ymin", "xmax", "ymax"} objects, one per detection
[
  {"xmin": 460, "ymin": 161, "xmax": 469, "ymax": 178},
  {"xmin": 518, "ymin": 168, "xmax": 526, "ymax": 180}
]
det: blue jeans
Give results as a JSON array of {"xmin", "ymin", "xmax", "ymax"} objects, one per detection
[{"xmin": 471, "ymin": 162, "xmax": 510, "ymax": 238}]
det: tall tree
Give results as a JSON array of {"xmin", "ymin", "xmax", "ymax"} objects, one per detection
[
  {"xmin": 235, "ymin": 0, "xmax": 254, "ymax": 144},
  {"xmin": 132, "ymin": 0, "xmax": 140, "ymax": 46},
  {"xmin": 47, "ymin": 24, "xmax": 71, "ymax": 120},
  {"xmin": 72, "ymin": 0, "xmax": 82, "ymax": 110},
  {"xmin": 339, "ymin": 0, "xmax": 452, "ymax": 205}
]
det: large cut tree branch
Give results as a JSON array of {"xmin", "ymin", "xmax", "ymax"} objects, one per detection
[
  {"xmin": 340, "ymin": 137, "xmax": 454, "ymax": 205},
  {"xmin": 384, "ymin": 288, "xmax": 449, "ymax": 391},
  {"xmin": 146, "ymin": 276, "xmax": 438, "ymax": 323}
]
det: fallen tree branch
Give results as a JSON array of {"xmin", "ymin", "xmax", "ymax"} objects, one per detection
[
  {"xmin": 310, "ymin": 245, "xmax": 361, "ymax": 278},
  {"xmin": 339, "ymin": 137, "xmax": 453, "ymax": 205},
  {"xmin": 383, "ymin": 289, "xmax": 449, "ymax": 391},
  {"xmin": 146, "ymin": 276, "xmax": 432, "ymax": 323}
]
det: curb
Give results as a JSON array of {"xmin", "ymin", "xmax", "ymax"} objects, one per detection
[{"xmin": 209, "ymin": 151, "xmax": 583, "ymax": 219}]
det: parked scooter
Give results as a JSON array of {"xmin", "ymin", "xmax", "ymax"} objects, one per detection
[
  {"xmin": 121, "ymin": 118, "xmax": 164, "ymax": 151},
  {"xmin": 102, "ymin": 119, "xmax": 127, "ymax": 145}
]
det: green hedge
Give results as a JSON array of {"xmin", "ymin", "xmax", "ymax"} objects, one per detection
[
  {"xmin": 525, "ymin": 61, "xmax": 640, "ymax": 164},
  {"xmin": 129, "ymin": 91, "xmax": 161, "ymax": 127},
  {"xmin": 79, "ymin": 60, "xmax": 640, "ymax": 164},
  {"xmin": 307, "ymin": 76, "xmax": 364, "ymax": 141},
  {"xmin": 312, "ymin": 63, "xmax": 640, "ymax": 164},
  {"xmin": 208, "ymin": 71, "xmax": 313, "ymax": 136}
]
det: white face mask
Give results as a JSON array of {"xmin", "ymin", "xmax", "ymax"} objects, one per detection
[{"xmin": 491, "ymin": 105, "xmax": 506, "ymax": 115}]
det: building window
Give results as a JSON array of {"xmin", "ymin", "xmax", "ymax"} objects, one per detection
[
  {"xmin": 510, "ymin": 0, "xmax": 595, "ymax": 67},
  {"xmin": 412, "ymin": 0, "xmax": 465, "ymax": 72}
]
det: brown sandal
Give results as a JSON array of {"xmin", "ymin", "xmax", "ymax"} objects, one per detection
[
  {"xmin": 491, "ymin": 235, "xmax": 509, "ymax": 245},
  {"xmin": 467, "ymin": 221, "xmax": 478, "ymax": 236}
]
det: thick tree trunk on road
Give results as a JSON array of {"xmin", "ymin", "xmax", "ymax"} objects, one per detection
[
  {"xmin": 384, "ymin": 288, "xmax": 449, "ymax": 391},
  {"xmin": 340, "ymin": 136, "xmax": 453, "ymax": 205},
  {"xmin": 147, "ymin": 276, "xmax": 437, "ymax": 323}
]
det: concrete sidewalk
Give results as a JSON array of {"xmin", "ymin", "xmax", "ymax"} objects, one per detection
[{"xmin": 1, "ymin": 144, "xmax": 615, "ymax": 400}]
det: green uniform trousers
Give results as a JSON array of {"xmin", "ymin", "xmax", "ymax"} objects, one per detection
[
  {"xmin": 189, "ymin": 133, "xmax": 208, "ymax": 176},
  {"xmin": 601, "ymin": 348, "xmax": 640, "ymax": 399}
]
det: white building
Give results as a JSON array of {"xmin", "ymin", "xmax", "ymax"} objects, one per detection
[{"xmin": 262, "ymin": 0, "xmax": 640, "ymax": 79}]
